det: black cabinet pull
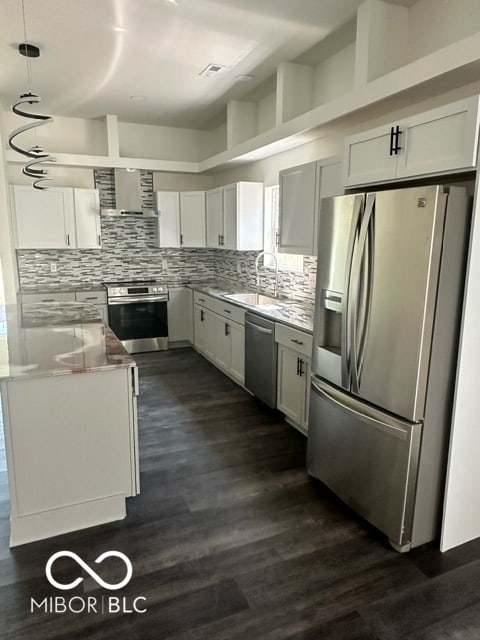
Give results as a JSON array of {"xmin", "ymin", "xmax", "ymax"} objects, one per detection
[
  {"xmin": 200, "ymin": 309, "xmax": 204, "ymax": 322},
  {"xmin": 225, "ymin": 323, "xmax": 230, "ymax": 336},
  {"xmin": 298, "ymin": 358, "xmax": 304, "ymax": 377},
  {"xmin": 389, "ymin": 126, "xmax": 396, "ymax": 156},
  {"xmin": 394, "ymin": 125, "xmax": 402, "ymax": 154},
  {"xmin": 180, "ymin": 234, "xmax": 183, "ymax": 245},
  {"xmin": 296, "ymin": 357, "xmax": 300, "ymax": 376}
]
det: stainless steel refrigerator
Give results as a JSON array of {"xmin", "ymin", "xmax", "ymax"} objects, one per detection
[{"xmin": 307, "ymin": 185, "xmax": 471, "ymax": 551}]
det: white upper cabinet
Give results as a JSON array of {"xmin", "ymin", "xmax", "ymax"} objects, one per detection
[
  {"xmin": 179, "ymin": 191, "xmax": 206, "ymax": 247},
  {"xmin": 223, "ymin": 182, "xmax": 263, "ymax": 251},
  {"xmin": 73, "ymin": 188, "xmax": 101, "ymax": 249},
  {"xmin": 11, "ymin": 186, "xmax": 76, "ymax": 249},
  {"xmin": 206, "ymin": 187, "xmax": 223, "ymax": 248},
  {"xmin": 279, "ymin": 157, "xmax": 343, "ymax": 256},
  {"xmin": 206, "ymin": 182, "xmax": 263, "ymax": 251},
  {"xmin": 344, "ymin": 96, "xmax": 480, "ymax": 187},
  {"xmin": 11, "ymin": 186, "xmax": 101, "ymax": 250},
  {"xmin": 156, "ymin": 191, "xmax": 181, "ymax": 248}
]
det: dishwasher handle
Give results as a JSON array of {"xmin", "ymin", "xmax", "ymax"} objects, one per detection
[{"xmin": 245, "ymin": 318, "xmax": 273, "ymax": 335}]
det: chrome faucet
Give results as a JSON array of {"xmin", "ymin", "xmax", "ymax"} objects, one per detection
[{"xmin": 255, "ymin": 251, "xmax": 278, "ymax": 297}]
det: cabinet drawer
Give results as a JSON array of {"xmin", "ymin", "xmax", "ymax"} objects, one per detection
[
  {"xmin": 20, "ymin": 292, "xmax": 76, "ymax": 304},
  {"xmin": 194, "ymin": 291, "xmax": 216, "ymax": 311},
  {"xmin": 75, "ymin": 290, "xmax": 107, "ymax": 304},
  {"xmin": 214, "ymin": 299, "xmax": 245, "ymax": 324},
  {"xmin": 275, "ymin": 323, "xmax": 312, "ymax": 357}
]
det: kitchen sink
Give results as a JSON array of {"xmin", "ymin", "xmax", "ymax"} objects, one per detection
[{"xmin": 223, "ymin": 293, "xmax": 282, "ymax": 307}]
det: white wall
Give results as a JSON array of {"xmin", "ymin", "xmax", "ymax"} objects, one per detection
[
  {"xmin": 118, "ymin": 121, "xmax": 205, "ymax": 161},
  {"xmin": 1, "ymin": 109, "xmax": 107, "ymax": 156},
  {"xmin": 0, "ymin": 127, "xmax": 17, "ymax": 303},
  {"xmin": 257, "ymin": 93, "xmax": 276, "ymax": 135},
  {"xmin": 441, "ymin": 168, "xmax": 480, "ymax": 551},
  {"xmin": 313, "ymin": 43, "xmax": 355, "ymax": 106},
  {"xmin": 409, "ymin": 0, "xmax": 480, "ymax": 62},
  {"xmin": 211, "ymin": 135, "xmax": 342, "ymax": 188},
  {"xmin": 7, "ymin": 165, "xmax": 94, "ymax": 188},
  {"xmin": 153, "ymin": 172, "xmax": 214, "ymax": 191}
]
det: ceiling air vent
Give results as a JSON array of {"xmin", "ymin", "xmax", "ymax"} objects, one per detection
[{"xmin": 199, "ymin": 63, "xmax": 225, "ymax": 77}]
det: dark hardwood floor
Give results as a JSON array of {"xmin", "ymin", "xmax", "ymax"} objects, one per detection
[{"xmin": 1, "ymin": 348, "xmax": 480, "ymax": 639}]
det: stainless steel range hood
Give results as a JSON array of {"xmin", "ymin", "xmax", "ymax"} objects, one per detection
[{"xmin": 101, "ymin": 168, "xmax": 157, "ymax": 217}]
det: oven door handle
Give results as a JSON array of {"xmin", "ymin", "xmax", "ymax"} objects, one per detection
[{"xmin": 108, "ymin": 295, "xmax": 169, "ymax": 305}]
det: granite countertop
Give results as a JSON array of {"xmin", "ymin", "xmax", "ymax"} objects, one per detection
[
  {"xmin": 19, "ymin": 282, "xmax": 105, "ymax": 294},
  {"xmin": 187, "ymin": 281, "xmax": 315, "ymax": 333},
  {"xmin": 0, "ymin": 302, "xmax": 135, "ymax": 381}
]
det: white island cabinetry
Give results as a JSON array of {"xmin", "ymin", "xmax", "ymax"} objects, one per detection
[{"xmin": 0, "ymin": 304, "xmax": 139, "ymax": 546}]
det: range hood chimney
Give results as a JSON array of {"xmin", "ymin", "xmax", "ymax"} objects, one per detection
[{"xmin": 101, "ymin": 168, "xmax": 157, "ymax": 217}]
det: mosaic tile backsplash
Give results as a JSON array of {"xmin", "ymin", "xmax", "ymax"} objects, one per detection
[{"xmin": 17, "ymin": 169, "xmax": 317, "ymax": 302}]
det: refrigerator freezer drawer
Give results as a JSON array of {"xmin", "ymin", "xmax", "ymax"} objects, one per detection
[{"xmin": 307, "ymin": 378, "xmax": 422, "ymax": 548}]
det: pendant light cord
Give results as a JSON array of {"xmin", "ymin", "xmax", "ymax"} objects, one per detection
[{"xmin": 20, "ymin": 0, "xmax": 33, "ymax": 91}]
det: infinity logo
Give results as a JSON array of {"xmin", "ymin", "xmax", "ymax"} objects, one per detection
[{"xmin": 46, "ymin": 551, "xmax": 133, "ymax": 591}]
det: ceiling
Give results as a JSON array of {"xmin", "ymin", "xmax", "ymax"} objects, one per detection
[{"xmin": 0, "ymin": 0, "xmax": 417, "ymax": 130}]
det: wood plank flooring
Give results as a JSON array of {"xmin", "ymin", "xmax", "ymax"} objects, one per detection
[{"xmin": 1, "ymin": 348, "xmax": 480, "ymax": 639}]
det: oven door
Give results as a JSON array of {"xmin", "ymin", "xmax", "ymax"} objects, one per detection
[{"xmin": 108, "ymin": 297, "xmax": 168, "ymax": 353}]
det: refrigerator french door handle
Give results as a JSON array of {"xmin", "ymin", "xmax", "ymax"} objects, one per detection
[
  {"xmin": 341, "ymin": 195, "xmax": 363, "ymax": 389},
  {"xmin": 350, "ymin": 194, "xmax": 375, "ymax": 394}
]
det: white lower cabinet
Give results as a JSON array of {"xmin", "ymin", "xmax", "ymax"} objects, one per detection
[
  {"xmin": 193, "ymin": 293, "xmax": 245, "ymax": 385},
  {"xmin": 194, "ymin": 303, "xmax": 216, "ymax": 360},
  {"xmin": 168, "ymin": 287, "xmax": 193, "ymax": 344},
  {"xmin": 277, "ymin": 345, "xmax": 311, "ymax": 433},
  {"xmin": 230, "ymin": 321, "xmax": 245, "ymax": 385},
  {"xmin": 275, "ymin": 323, "xmax": 313, "ymax": 434}
]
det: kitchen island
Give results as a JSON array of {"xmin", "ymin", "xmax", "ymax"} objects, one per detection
[{"xmin": 0, "ymin": 302, "xmax": 139, "ymax": 546}]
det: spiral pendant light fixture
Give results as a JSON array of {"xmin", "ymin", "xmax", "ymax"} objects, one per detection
[{"xmin": 7, "ymin": 0, "xmax": 56, "ymax": 190}]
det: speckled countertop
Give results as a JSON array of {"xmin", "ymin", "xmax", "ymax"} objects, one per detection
[
  {"xmin": 0, "ymin": 302, "xmax": 135, "ymax": 381},
  {"xmin": 19, "ymin": 282, "xmax": 106, "ymax": 294},
  {"xmin": 186, "ymin": 281, "xmax": 315, "ymax": 333}
]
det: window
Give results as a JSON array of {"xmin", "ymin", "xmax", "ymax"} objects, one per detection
[{"xmin": 264, "ymin": 185, "xmax": 304, "ymax": 270}]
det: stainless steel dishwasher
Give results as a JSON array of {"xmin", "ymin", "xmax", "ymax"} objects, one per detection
[{"xmin": 244, "ymin": 312, "xmax": 277, "ymax": 408}]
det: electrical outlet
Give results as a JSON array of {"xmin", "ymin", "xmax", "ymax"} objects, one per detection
[
  {"xmin": 49, "ymin": 263, "xmax": 58, "ymax": 273},
  {"xmin": 162, "ymin": 259, "xmax": 168, "ymax": 270}
]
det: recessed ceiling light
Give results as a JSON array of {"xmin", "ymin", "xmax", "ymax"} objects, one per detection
[
  {"xmin": 113, "ymin": 26, "xmax": 126, "ymax": 32},
  {"xmin": 129, "ymin": 95, "xmax": 145, "ymax": 101},
  {"xmin": 235, "ymin": 74, "xmax": 254, "ymax": 82}
]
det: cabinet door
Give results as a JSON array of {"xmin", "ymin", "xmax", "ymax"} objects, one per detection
[
  {"xmin": 230, "ymin": 321, "xmax": 245, "ymax": 385},
  {"xmin": 277, "ymin": 346, "xmax": 310, "ymax": 430},
  {"xmin": 194, "ymin": 304, "xmax": 215, "ymax": 358},
  {"xmin": 168, "ymin": 287, "xmax": 193, "ymax": 343},
  {"xmin": 315, "ymin": 158, "xmax": 343, "ymax": 255},
  {"xmin": 396, "ymin": 96, "xmax": 480, "ymax": 179},
  {"xmin": 215, "ymin": 316, "xmax": 232, "ymax": 371},
  {"xmin": 156, "ymin": 191, "xmax": 180, "ymax": 248},
  {"xmin": 180, "ymin": 191, "xmax": 206, "ymax": 247},
  {"xmin": 279, "ymin": 162, "xmax": 317, "ymax": 255},
  {"xmin": 234, "ymin": 182, "xmax": 264, "ymax": 251},
  {"xmin": 12, "ymin": 186, "xmax": 75, "ymax": 249},
  {"xmin": 205, "ymin": 188, "xmax": 223, "ymax": 248},
  {"xmin": 194, "ymin": 304, "xmax": 207, "ymax": 353},
  {"xmin": 343, "ymin": 125, "xmax": 397, "ymax": 187},
  {"xmin": 74, "ymin": 188, "xmax": 101, "ymax": 249},
  {"xmin": 222, "ymin": 184, "xmax": 237, "ymax": 250}
]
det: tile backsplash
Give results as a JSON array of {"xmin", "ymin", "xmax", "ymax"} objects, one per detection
[{"xmin": 16, "ymin": 169, "xmax": 317, "ymax": 302}]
